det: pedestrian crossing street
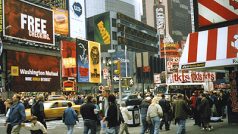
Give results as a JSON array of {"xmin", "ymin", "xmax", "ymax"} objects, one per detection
[{"xmin": 0, "ymin": 116, "xmax": 84, "ymax": 130}]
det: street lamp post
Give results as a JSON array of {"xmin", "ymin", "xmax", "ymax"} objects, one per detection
[{"xmin": 163, "ymin": 34, "xmax": 174, "ymax": 93}]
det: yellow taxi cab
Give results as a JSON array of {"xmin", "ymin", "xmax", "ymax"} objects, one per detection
[{"xmin": 25, "ymin": 100, "xmax": 81, "ymax": 121}]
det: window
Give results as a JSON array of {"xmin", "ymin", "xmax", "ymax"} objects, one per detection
[
  {"xmin": 112, "ymin": 31, "xmax": 117, "ymax": 40},
  {"xmin": 62, "ymin": 102, "xmax": 68, "ymax": 107},
  {"xmin": 112, "ymin": 18, "xmax": 117, "ymax": 27}
]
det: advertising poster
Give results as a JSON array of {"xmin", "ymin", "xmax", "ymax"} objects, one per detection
[
  {"xmin": 94, "ymin": 12, "xmax": 111, "ymax": 45},
  {"xmin": 3, "ymin": 0, "xmax": 54, "ymax": 45},
  {"xmin": 0, "ymin": 0, "xmax": 2, "ymax": 32},
  {"xmin": 61, "ymin": 40, "xmax": 77, "ymax": 78},
  {"xmin": 76, "ymin": 39, "xmax": 89, "ymax": 82},
  {"xmin": 53, "ymin": 8, "xmax": 69, "ymax": 35},
  {"xmin": 7, "ymin": 51, "xmax": 60, "ymax": 92},
  {"xmin": 88, "ymin": 41, "xmax": 101, "ymax": 83},
  {"xmin": 68, "ymin": 0, "xmax": 86, "ymax": 39},
  {"xmin": 155, "ymin": 5, "xmax": 165, "ymax": 36}
]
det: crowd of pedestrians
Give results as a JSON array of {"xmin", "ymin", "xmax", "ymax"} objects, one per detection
[{"xmin": 0, "ymin": 88, "xmax": 229, "ymax": 134}]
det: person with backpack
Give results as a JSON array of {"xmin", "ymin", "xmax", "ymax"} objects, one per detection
[
  {"xmin": 62, "ymin": 102, "xmax": 78, "ymax": 134},
  {"xmin": 31, "ymin": 94, "xmax": 47, "ymax": 129},
  {"xmin": 159, "ymin": 94, "xmax": 171, "ymax": 131}
]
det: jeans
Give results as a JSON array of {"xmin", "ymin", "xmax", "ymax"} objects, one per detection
[
  {"xmin": 67, "ymin": 125, "xmax": 74, "ymax": 134},
  {"xmin": 151, "ymin": 116, "xmax": 160, "ymax": 134},
  {"xmin": 140, "ymin": 116, "xmax": 148, "ymax": 134},
  {"xmin": 106, "ymin": 126, "xmax": 120, "ymax": 134},
  {"xmin": 177, "ymin": 119, "xmax": 186, "ymax": 134},
  {"xmin": 84, "ymin": 119, "xmax": 97, "ymax": 134}
]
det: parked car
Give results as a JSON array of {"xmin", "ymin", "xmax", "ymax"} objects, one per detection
[
  {"xmin": 25, "ymin": 100, "xmax": 80, "ymax": 121},
  {"xmin": 122, "ymin": 94, "xmax": 142, "ymax": 106}
]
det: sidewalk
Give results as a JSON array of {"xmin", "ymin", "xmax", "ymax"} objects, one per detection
[{"xmin": 128, "ymin": 118, "xmax": 238, "ymax": 134}]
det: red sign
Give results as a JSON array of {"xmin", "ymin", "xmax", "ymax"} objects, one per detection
[
  {"xmin": 61, "ymin": 40, "xmax": 77, "ymax": 78},
  {"xmin": 7, "ymin": 51, "xmax": 60, "ymax": 92},
  {"xmin": 172, "ymin": 72, "xmax": 216, "ymax": 83}
]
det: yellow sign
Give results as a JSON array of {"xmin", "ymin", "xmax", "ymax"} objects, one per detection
[
  {"xmin": 11, "ymin": 66, "xmax": 19, "ymax": 76},
  {"xmin": 88, "ymin": 41, "xmax": 101, "ymax": 83}
]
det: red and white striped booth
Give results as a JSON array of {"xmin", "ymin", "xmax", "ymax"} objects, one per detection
[{"xmin": 179, "ymin": 24, "xmax": 238, "ymax": 69}]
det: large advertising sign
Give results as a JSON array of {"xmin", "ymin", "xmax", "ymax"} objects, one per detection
[
  {"xmin": 3, "ymin": 0, "xmax": 54, "ymax": 45},
  {"xmin": 155, "ymin": 5, "xmax": 165, "ymax": 36},
  {"xmin": 53, "ymin": 8, "xmax": 69, "ymax": 35},
  {"xmin": 172, "ymin": 72, "xmax": 216, "ymax": 83},
  {"xmin": 69, "ymin": 0, "xmax": 86, "ymax": 39},
  {"xmin": 7, "ymin": 51, "xmax": 60, "ymax": 92},
  {"xmin": 0, "ymin": 0, "xmax": 2, "ymax": 32},
  {"xmin": 61, "ymin": 40, "xmax": 77, "ymax": 78},
  {"xmin": 76, "ymin": 39, "xmax": 89, "ymax": 82},
  {"xmin": 195, "ymin": 0, "xmax": 238, "ymax": 29},
  {"xmin": 88, "ymin": 41, "xmax": 101, "ymax": 83},
  {"xmin": 94, "ymin": 12, "xmax": 111, "ymax": 45}
]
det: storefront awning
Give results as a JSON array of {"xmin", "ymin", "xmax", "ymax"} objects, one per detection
[{"xmin": 179, "ymin": 24, "xmax": 238, "ymax": 70}]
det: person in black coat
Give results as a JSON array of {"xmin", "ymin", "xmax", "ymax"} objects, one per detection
[
  {"xmin": 103, "ymin": 94, "xmax": 122, "ymax": 134},
  {"xmin": 199, "ymin": 93, "xmax": 213, "ymax": 131}
]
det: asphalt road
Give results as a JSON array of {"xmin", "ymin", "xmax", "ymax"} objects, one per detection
[{"xmin": 0, "ymin": 115, "xmax": 238, "ymax": 134}]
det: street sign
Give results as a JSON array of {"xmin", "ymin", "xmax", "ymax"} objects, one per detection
[
  {"xmin": 113, "ymin": 75, "xmax": 119, "ymax": 81},
  {"xmin": 103, "ymin": 68, "xmax": 109, "ymax": 79}
]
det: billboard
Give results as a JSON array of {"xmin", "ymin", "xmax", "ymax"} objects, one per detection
[
  {"xmin": 88, "ymin": 41, "xmax": 101, "ymax": 83},
  {"xmin": 69, "ymin": 0, "xmax": 86, "ymax": 39},
  {"xmin": 195, "ymin": 0, "xmax": 238, "ymax": 30},
  {"xmin": 155, "ymin": 5, "xmax": 165, "ymax": 36},
  {"xmin": 76, "ymin": 39, "xmax": 89, "ymax": 82},
  {"xmin": 94, "ymin": 12, "xmax": 111, "ymax": 45},
  {"xmin": 7, "ymin": 51, "xmax": 60, "ymax": 92},
  {"xmin": 53, "ymin": 8, "xmax": 69, "ymax": 35},
  {"xmin": 61, "ymin": 40, "xmax": 77, "ymax": 78},
  {"xmin": 0, "ymin": 0, "xmax": 2, "ymax": 32},
  {"xmin": 3, "ymin": 0, "xmax": 54, "ymax": 45}
]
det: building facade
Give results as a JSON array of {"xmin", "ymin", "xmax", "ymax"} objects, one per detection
[
  {"xmin": 142, "ymin": 0, "xmax": 192, "ymax": 42},
  {"xmin": 85, "ymin": 0, "xmax": 142, "ymax": 21}
]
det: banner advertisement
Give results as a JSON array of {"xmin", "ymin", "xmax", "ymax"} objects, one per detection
[
  {"xmin": 7, "ymin": 51, "xmax": 60, "ymax": 92},
  {"xmin": 61, "ymin": 40, "xmax": 77, "ymax": 78},
  {"xmin": 167, "ymin": 57, "xmax": 179, "ymax": 72},
  {"xmin": 69, "ymin": 0, "xmax": 86, "ymax": 39},
  {"xmin": 94, "ymin": 12, "xmax": 111, "ymax": 45},
  {"xmin": 53, "ymin": 8, "xmax": 69, "ymax": 35},
  {"xmin": 76, "ymin": 39, "xmax": 89, "ymax": 82},
  {"xmin": 3, "ymin": 0, "xmax": 54, "ymax": 45},
  {"xmin": 0, "ymin": 0, "xmax": 2, "ymax": 32},
  {"xmin": 172, "ymin": 72, "xmax": 216, "ymax": 83},
  {"xmin": 155, "ymin": 5, "xmax": 165, "ymax": 36},
  {"xmin": 88, "ymin": 41, "xmax": 101, "ymax": 83},
  {"xmin": 160, "ymin": 43, "xmax": 180, "ymax": 58}
]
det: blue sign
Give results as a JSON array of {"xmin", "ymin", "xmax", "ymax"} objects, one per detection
[{"xmin": 72, "ymin": 2, "xmax": 82, "ymax": 17}]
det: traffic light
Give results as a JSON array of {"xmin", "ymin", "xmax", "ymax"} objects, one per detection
[{"xmin": 114, "ymin": 60, "xmax": 121, "ymax": 75}]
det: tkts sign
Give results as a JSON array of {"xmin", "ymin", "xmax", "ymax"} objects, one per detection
[{"xmin": 3, "ymin": 0, "xmax": 54, "ymax": 45}]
